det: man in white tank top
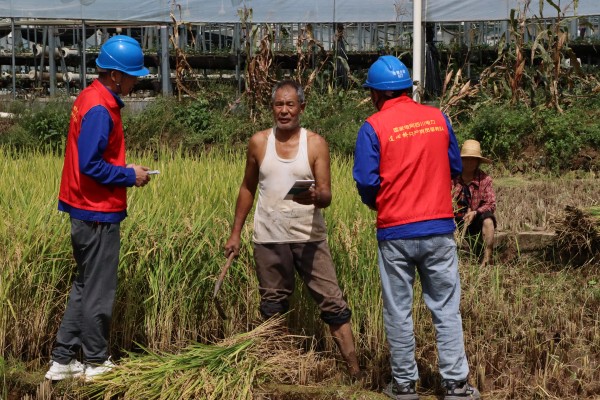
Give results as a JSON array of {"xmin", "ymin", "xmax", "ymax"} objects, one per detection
[{"xmin": 224, "ymin": 80, "xmax": 362, "ymax": 381}]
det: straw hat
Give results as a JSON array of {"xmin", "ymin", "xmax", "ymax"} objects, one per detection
[{"xmin": 460, "ymin": 140, "xmax": 492, "ymax": 163}]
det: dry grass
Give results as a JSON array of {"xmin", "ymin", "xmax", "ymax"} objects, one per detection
[
  {"xmin": 457, "ymin": 259, "xmax": 600, "ymax": 399},
  {"xmin": 491, "ymin": 172, "xmax": 600, "ymax": 233},
  {"xmin": 551, "ymin": 205, "xmax": 600, "ymax": 267}
]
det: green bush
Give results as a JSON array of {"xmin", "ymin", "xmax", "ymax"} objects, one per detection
[
  {"xmin": 123, "ymin": 97, "xmax": 187, "ymax": 151},
  {"xmin": 460, "ymin": 104, "xmax": 536, "ymax": 161},
  {"xmin": 461, "ymin": 105, "xmax": 536, "ymax": 160},
  {"xmin": 536, "ymin": 109, "xmax": 583, "ymax": 171},
  {"xmin": 303, "ymin": 89, "xmax": 371, "ymax": 155},
  {"xmin": 123, "ymin": 86, "xmax": 269, "ymax": 151},
  {"xmin": 2, "ymin": 82, "xmax": 598, "ymax": 172},
  {"xmin": 536, "ymin": 103, "xmax": 600, "ymax": 171},
  {"xmin": 0, "ymin": 102, "xmax": 70, "ymax": 150}
]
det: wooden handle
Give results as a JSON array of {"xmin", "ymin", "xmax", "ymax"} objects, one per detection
[{"xmin": 213, "ymin": 252, "xmax": 235, "ymax": 298}]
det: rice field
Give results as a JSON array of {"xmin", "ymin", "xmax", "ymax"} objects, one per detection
[{"xmin": 1, "ymin": 148, "xmax": 599, "ymax": 399}]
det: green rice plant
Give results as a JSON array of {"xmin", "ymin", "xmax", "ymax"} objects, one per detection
[
  {"xmin": 112, "ymin": 148, "xmax": 263, "ymax": 352},
  {"xmin": 326, "ymin": 154, "xmax": 387, "ymax": 374},
  {"xmin": 2, "ymin": 147, "xmax": 600, "ymax": 398},
  {"xmin": 0, "ymin": 147, "xmax": 73, "ymax": 365},
  {"xmin": 81, "ymin": 317, "xmax": 331, "ymax": 400},
  {"xmin": 0, "ymin": 355, "xmax": 5, "ymax": 399}
]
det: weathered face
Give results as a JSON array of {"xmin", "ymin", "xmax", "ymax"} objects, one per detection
[
  {"xmin": 369, "ymin": 88, "xmax": 385, "ymax": 111},
  {"xmin": 112, "ymin": 70, "xmax": 138, "ymax": 96},
  {"xmin": 272, "ymin": 85, "xmax": 305, "ymax": 132},
  {"xmin": 461, "ymin": 156, "xmax": 480, "ymax": 173},
  {"xmin": 120, "ymin": 73, "xmax": 139, "ymax": 96}
]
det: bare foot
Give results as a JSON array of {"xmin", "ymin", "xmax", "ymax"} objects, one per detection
[
  {"xmin": 350, "ymin": 369, "xmax": 368, "ymax": 386},
  {"xmin": 480, "ymin": 258, "xmax": 493, "ymax": 267}
]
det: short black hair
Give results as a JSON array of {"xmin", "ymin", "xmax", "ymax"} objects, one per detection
[{"xmin": 380, "ymin": 89, "xmax": 411, "ymax": 99}]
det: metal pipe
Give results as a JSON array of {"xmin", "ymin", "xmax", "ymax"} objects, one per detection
[
  {"xmin": 27, "ymin": 70, "xmax": 65, "ymax": 81},
  {"xmin": 33, "ymin": 26, "xmax": 38, "ymax": 87},
  {"xmin": 160, "ymin": 25, "xmax": 171, "ymax": 96},
  {"xmin": 82, "ymin": 20, "xmax": 87, "ymax": 88},
  {"xmin": 48, "ymin": 26, "xmax": 57, "ymax": 96},
  {"xmin": 11, "ymin": 18, "xmax": 16, "ymax": 99},
  {"xmin": 235, "ymin": 23, "xmax": 241, "ymax": 96},
  {"xmin": 38, "ymin": 27, "xmax": 47, "ymax": 88},
  {"xmin": 32, "ymin": 44, "xmax": 61, "ymax": 57}
]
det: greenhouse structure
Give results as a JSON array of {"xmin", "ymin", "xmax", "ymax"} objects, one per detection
[{"xmin": 0, "ymin": 0, "xmax": 599, "ymax": 99}]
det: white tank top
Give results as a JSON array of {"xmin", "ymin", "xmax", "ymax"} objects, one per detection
[{"xmin": 253, "ymin": 128, "xmax": 327, "ymax": 243}]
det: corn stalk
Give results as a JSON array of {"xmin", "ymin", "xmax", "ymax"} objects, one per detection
[
  {"xmin": 439, "ymin": 57, "xmax": 479, "ymax": 120},
  {"xmin": 445, "ymin": 0, "xmax": 594, "ymax": 117},
  {"xmin": 170, "ymin": 1, "xmax": 202, "ymax": 100},
  {"xmin": 294, "ymin": 24, "xmax": 329, "ymax": 98},
  {"xmin": 244, "ymin": 24, "xmax": 277, "ymax": 116}
]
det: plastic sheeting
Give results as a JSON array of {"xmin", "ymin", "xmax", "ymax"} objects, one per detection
[{"xmin": 1, "ymin": 0, "xmax": 599, "ymax": 23}]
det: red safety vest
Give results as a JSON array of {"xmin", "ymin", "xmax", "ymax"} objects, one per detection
[
  {"xmin": 366, "ymin": 95, "xmax": 454, "ymax": 228},
  {"xmin": 59, "ymin": 80, "xmax": 127, "ymax": 212}
]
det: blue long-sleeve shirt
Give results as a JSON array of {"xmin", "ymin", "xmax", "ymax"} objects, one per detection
[
  {"xmin": 58, "ymin": 90, "xmax": 136, "ymax": 223},
  {"xmin": 353, "ymin": 113, "xmax": 462, "ymax": 241}
]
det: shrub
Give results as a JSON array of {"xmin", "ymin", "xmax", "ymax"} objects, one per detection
[
  {"xmin": 536, "ymin": 102, "xmax": 600, "ymax": 171},
  {"xmin": 536, "ymin": 109, "xmax": 583, "ymax": 171},
  {"xmin": 123, "ymin": 97, "xmax": 187, "ymax": 151},
  {"xmin": 3, "ymin": 82, "xmax": 598, "ymax": 172},
  {"xmin": 460, "ymin": 104, "xmax": 536, "ymax": 162},
  {"xmin": 303, "ymin": 89, "xmax": 371, "ymax": 155},
  {"xmin": 1, "ymin": 102, "xmax": 70, "ymax": 150}
]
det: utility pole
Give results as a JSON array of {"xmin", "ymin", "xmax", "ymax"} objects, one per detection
[{"xmin": 412, "ymin": 0, "xmax": 422, "ymax": 103}]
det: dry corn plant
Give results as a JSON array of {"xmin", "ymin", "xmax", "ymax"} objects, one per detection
[
  {"xmin": 293, "ymin": 24, "xmax": 330, "ymax": 98},
  {"xmin": 473, "ymin": 0, "xmax": 596, "ymax": 112},
  {"xmin": 169, "ymin": 1, "xmax": 202, "ymax": 100},
  {"xmin": 509, "ymin": 3, "xmax": 530, "ymax": 105},
  {"xmin": 438, "ymin": 14, "xmax": 528, "ymax": 116},
  {"xmin": 241, "ymin": 21, "xmax": 331, "ymax": 118},
  {"xmin": 527, "ymin": 0, "xmax": 600, "ymax": 110},
  {"xmin": 473, "ymin": 4, "xmax": 531, "ymax": 106},
  {"xmin": 234, "ymin": 3, "xmax": 281, "ymax": 119},
  {"xmin": 244, "ymin": 23, "xmax": 277, "ymax": 118},
  {"xmin": 439, "ymin": 57, "xmax": 480, "ymax": 121},
  {"xmin": 528, "ymin": 0, "xmax": 573, "ymax": 112}
]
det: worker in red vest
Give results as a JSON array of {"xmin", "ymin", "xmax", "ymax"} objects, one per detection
[
  {"xmin": 46, "ymin": 35, "xmax": 152, "ymax": 382},
  {"xmin": 353, "ymin": 55, "xmax": 480, "ymax": 400}
]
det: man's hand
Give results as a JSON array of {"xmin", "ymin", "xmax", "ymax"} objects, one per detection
[
  {"xmin": 224, "ymin": 235, "xmax": 241, "ymax": 258},
  {"xmin": 293, "ymin": 186, "xmax": 319, "ymax": 206},
  {"xmin": 463, "ymin": 209, "xmax": 477, "ymax": 226},
  {"xmin": 130, "ymin": 164, "xmax": 151, "ymax": 187}
]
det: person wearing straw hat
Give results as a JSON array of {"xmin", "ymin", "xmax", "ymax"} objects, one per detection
[
  {"xmin": 354, "ymin": 55, "xmax": 480, "ymax": 400},
  {"xmin": 45, "ymin": 35, "xmax": 152, "ymax": 382},
  {"xmin": 452, "ymin": 139, "xmax": 497, "ymax": 267}
]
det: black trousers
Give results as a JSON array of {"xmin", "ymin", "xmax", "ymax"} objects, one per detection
[{"xmin": 51, "ymin": 218, "xmax": 120, "ymax": 364}]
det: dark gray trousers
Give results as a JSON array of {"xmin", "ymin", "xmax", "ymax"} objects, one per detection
[{"xmin": 51, "ymin": 218, "xmax": 120, "ymax": 364}]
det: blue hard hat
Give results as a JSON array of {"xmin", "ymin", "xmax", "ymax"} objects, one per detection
[
  {"xmin": 96, "ymin": 35, "xmax": 149, "ymax": 77},
  {"xmin": 363, "ymin": 55, "xmax": 413, "ymax": 91}
]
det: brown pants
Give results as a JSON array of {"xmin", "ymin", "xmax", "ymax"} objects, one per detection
[{"xmin": 252, "ymin": 240, "xmax": 351, "ymax": 325}]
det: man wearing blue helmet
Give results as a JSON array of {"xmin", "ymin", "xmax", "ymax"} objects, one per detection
[
  {"xmin": 45, "ymin": 35, "xmax": 152, "ymax": 382},
  {"xmin": 353, "ymin": 56, "xmax": 480, "ymax": 400}
]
